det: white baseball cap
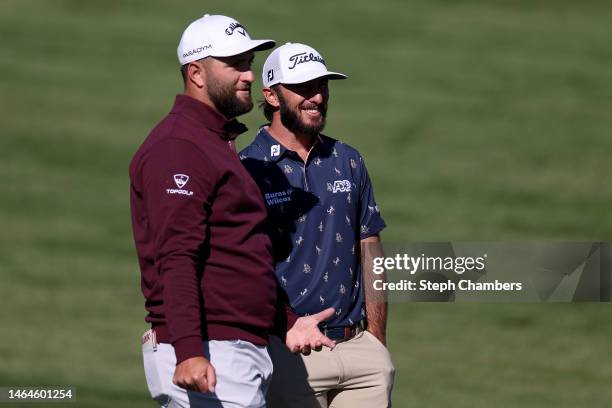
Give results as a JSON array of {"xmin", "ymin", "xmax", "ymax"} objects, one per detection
[
  {"xmin": 177, "ymin": 14, "xmax": 275, "ymax": 65},
  {"xmin": 262, "ymin": 42, "xmax": 347, "ymax": 88}
]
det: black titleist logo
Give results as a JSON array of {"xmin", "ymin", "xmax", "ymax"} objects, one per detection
[
  {"xmin": 225, "ymin": 22, "xmax": 246, "ymax": 36},
  {"xmin": 288, "ymin": 52, "xmax": 325, "ymax": 70}
]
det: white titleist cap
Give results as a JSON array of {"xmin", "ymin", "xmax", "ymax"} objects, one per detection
[
  {"xmin": 262, "ymin": 42, "xmax": 347, "ymax": 87},
  {"xmin": 177, "ymin": 14, "xmax": 275, "ymax": 65}
]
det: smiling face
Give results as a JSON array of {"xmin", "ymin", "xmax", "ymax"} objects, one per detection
[
  {"xmin": 275, "ymin": 77, "xmax": 329, "ymax": 137},
  {"xmin": 192, "ymin": 51, "xmax": 255, "ymax": 118}
]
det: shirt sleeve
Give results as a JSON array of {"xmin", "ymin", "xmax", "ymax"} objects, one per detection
[
  {"xmin": 141, "ymin": 138, "xmax": 217, "ymax": 364},
  {"xmin": 357, "ymin": 155, "xmax": 386, "ymax": 240}
]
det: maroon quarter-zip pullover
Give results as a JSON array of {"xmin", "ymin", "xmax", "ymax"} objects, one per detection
[{"xmin": 129, "ymin": 95, "xmax": 278, "ymax": 364}]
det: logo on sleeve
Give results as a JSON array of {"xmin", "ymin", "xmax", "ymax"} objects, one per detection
[
  {"xmin": 174, "ymin": 174, "xmax": 189, "ymax": 188},
  {"xmin": 166, "ymin": 173, "xmax": 194, "ymax": 196},
  {"xmin": 271, "ymin": 145, "xmax": 281, "ymax": 157}
]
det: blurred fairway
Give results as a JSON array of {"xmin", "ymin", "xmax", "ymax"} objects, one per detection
[{"xmin": 1, "ymin": 0, "xmax": 612, "ymax": 406}]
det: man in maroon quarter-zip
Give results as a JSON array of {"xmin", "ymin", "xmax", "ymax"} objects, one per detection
[{"xmin": 129, "ymin": 14, "xmax": 324, "ymax": 408}]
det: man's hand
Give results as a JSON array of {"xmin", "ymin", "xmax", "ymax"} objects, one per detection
[
  {"xmin": 173, "ymin": 356, "xmax": 217, "ymax": 393},
  {"xmin": 286, "ymin": 308, "xmax": 336, "ymax": 354}
]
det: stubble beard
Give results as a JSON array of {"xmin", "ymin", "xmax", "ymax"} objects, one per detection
[
  {"xmin": 206, "ymin": 75, "xmax": 253, "ymax": 119},
  {"xmin": 277, "ymin": 91, "xmax": 327, "ymax": 137}
]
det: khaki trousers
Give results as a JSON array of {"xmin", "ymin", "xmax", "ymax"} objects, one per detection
[{"xmin": 266, "ymin": 331, "xmax": 395, "ymax": 408}]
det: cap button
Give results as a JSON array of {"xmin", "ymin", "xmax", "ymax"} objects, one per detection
[
  {"xmin": 285, "ymin": 42, "xmax": 292, "ymax": 45},
  {"xmin": 203, "ymin": 14, "xmax": 210, "ymax": 17}
]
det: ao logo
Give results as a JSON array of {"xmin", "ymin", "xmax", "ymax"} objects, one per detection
[
  {"xmin": 332, "ymin": 180, "xmax": 351, "ymax": 193},
  {"xmin": 174, "ymin": 174, "xmax": 189, "ymax": 188}
]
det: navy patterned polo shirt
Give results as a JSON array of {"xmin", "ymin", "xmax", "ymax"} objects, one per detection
[{"xmin": 240, "ymin": 126, "xmax": 385, "ymax": 328}]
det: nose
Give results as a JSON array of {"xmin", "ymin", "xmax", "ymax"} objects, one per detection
[
  {"xmin": 241, "ymin": 69, "xmax": 255, "ymax": 84},
  {"xmin": 309, "ymin": 90, "xmax": 324, "ymax": 104}
]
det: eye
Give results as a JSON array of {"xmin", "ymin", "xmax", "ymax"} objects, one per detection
[{"xmin": 233, "ymin": 56, "xmax": 254, "ymax": 70}]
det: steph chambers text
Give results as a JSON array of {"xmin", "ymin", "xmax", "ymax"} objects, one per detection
[{"xmin": 373, "ymin": 279, "xmax": 523, "ymax": 292}]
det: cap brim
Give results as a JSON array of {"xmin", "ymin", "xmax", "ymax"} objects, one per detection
[
  {"xmin": 211, "ymin": 39, "xmax": 276, "ymax": 57},
  {"xmin": 279, "ymin": 71, "xmax": 348, "ymax": 85}
]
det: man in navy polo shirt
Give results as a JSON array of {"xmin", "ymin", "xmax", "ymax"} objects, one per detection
[{"xmin": 240, "ymin": 43, "xmax": 395, "ymax": 408}]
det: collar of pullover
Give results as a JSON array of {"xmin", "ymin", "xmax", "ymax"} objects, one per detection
[{"xmin": 171, "ymin": 94, "xmax": 248, "ymax": 141}]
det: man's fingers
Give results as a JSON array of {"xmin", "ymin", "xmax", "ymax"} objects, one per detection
[
  {"xmin": 173, "ymin": 376, "xmax": 188, "ymax": 390},
  {"xmin": 174, "ymin": 377, "xmax": 196, "ymax": 392},
  {"xmin": 286, "ymin": 339, "xmax": 297, "ymax": 353},
  {"xmin": 172, "ymin": 357, "xmax": 216, "ymax": 393},
  {"xmin": 206, "ymin": 364, "xmax": 217, "ymax": 393},
  {"xmin": 320, "ymin": 335, "xmax": 336, "ymax": 349},
  {"xmin": 286, "ymin": 340, "xmax": 301, "ymax": 353},
  {"xmin": 311, "ymin": 307, "xmax": 335, "ymax": 323},
  {"xmin": 194, "ymin": 373, "xmax": 209, "ymax": 393},
  {"xmin": 301, "ymin": 345, "xmax": 311, "ymax": 356}
]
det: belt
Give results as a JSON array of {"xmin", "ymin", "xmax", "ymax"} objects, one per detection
[{"xmin": 322, "ymin": 320, "xmax": 366, "ymax": 343}]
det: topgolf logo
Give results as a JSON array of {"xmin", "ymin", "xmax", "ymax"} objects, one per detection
[
  {"xmin": 167, "ymin": 173, "xmax": 194, "ymax": 196},
  {"xmin": 173, "ymin": 174, "xmax": 189, "ymax": 188}
]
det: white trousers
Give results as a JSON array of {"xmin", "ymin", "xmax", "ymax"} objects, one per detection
[{"xmin": 142, "ymin": 330, "xmax": 273, "ymax": 408}]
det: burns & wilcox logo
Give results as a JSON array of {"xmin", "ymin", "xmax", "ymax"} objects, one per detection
[{"xmin": 264, "ymin": 189, "xmax": 292, "ymax": 206}]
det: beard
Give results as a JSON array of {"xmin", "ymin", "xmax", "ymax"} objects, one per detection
[
  {"xmin": 277, "ymin": 90, "xmax": 327, "ymax": 137},
  {"xmin": 206, "ymin": 74, "xmax": 253, "ymax": 119}
]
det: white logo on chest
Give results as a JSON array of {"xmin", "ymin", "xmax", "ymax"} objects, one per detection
[
  {"xmin": 332, "ymin": 180, "xmax": 351, "ymax": 193},
  {"xmin": 174, "ymin": 174, "xmax": 189, "ymax": 188}
]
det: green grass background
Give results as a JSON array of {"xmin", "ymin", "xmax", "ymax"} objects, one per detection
[{"xmin": 1, "ymin": 0, "xmax": 611, "ymax": 406}]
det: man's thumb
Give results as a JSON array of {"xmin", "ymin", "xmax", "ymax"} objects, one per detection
[{"xmin": 313, "ymin": 307, "xmax": 335, "ymax": 322}]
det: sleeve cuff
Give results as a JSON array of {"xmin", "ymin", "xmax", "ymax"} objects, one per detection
[
  {"xmin": 360, "ymin": 221, "xmax": 386, "ymax": 240},
  {"xmin": 286, "ymin": 306, "xmax": 299, "ymax": 331},
  {"xmin": 173, "ymin": 335, "xmax": 203, "ymax": 364}
]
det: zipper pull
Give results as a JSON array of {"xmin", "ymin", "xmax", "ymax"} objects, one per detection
[{"xmin": 228, "ymin": 140, "xmax": 237, "ymax": 153}]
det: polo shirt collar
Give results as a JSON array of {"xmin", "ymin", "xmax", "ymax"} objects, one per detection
[
  {"xmin": 171, "ymin": 94, "xmax": 248, "ymax": 141},
  {"xmin": 254, "ymin": 126, "xmax": 329, "ymax": 162}
]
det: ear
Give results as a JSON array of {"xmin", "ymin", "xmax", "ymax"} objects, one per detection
[
  {"xmin": 187, "ymin": 62, "xmax": 206, "ymax": 88},
  {"xmin": 262, "ymin": 87, "xmax": 280, "ymax": 108}
]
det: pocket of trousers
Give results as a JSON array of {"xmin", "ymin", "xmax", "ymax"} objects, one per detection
[
  {"xmin": 364, "ymin": 330, "xmax": 392, "ymax": 355},
  {"xmin": 364, "ymin": 331, "xmax": 396, "ymax": 379},
  {"xmin": 142, "ymin": 329, "xmax": 171, "ymax": 406}
]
